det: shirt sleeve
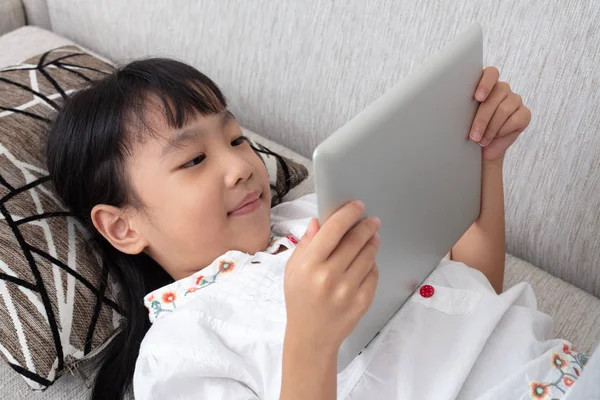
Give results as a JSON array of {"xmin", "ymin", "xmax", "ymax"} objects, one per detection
[{"xmin": 134, "ymin": 352, "xmax": 259, "ymax": 400}]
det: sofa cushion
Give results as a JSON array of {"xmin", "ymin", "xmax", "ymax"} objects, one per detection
[
  {"xmin": 0, "ymin": 46, "xmax": 308, "ymax": 390},
  {"xmin": 0, "ymin": 27, "xmax": 75, "ymax": 69},
  {"xmin": 504, "ymin": 254, "xmax": 600, "ymax": 355},
  {"xmin": 0, "ymin": 0, "xmax": 26, "ymax": 37}
]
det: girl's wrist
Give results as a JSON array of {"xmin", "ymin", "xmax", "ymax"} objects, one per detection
[
  {"xmin": 283, "ymin": 330, "xmax": 340, "ymax": 360},
  {"xmin": 281, "ymin": 331, "xmax": 339, "ymax": 400},
  {"xmin": 482, "ymin": 157, "xmax": 505, "ymax": 169}
]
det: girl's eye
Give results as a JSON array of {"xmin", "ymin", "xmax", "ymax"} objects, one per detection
[
  {"xmin": 182, "ymin": 154, "xmax": 206, "ymax": 168},
  {"xmin": 231, "ymin": 135, "xmax": 248, "ymax": 147}
]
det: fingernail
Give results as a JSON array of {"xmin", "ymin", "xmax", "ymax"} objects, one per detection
[
  {"xmin": 355, "ymin": 200, "xmax": 365, "ymax": 210},
  {"xmin": 373, "ymin": 233, "xmax": 381, "ymax": 245},
  {"xmin": 372, "ymin": 217, "xmax": 381, "ymax": 228},
  {"xmin": 479, "ymin": 138, "xmax": 488, "ymax": 147},
  {"xmin": 470, "ymin": 129, "xmax": 482, "ymax": 141},
  {"xmin": 476, "ymin": 89, "xmax": 486, "ymax": 101}
]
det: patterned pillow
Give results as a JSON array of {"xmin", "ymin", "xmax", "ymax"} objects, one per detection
[
  {"xmin": 0, "ymin": 46, "xmax": 308, "ymax": 390},
  {"xmin": 247, "ymin": 138, "xmax": 308, "ymax": 206}
]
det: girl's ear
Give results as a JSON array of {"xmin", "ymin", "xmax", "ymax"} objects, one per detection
[{"xmin": 91, "ymin": 204, "xmax": 148, "ymax": 255}]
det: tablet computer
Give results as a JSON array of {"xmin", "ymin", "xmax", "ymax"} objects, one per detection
[{"xmin": 313, "ymin": 23, "xmax": 484, "ymax": 372}]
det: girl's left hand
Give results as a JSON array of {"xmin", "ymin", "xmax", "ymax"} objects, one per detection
[{"xmin": 469, "ymin": 66, "xmax": 532, "ymax": 162}]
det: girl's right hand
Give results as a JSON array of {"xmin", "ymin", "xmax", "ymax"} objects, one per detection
[{"xmin": 284, "ymin": 200, "xmax": 381, "ymax": 354}]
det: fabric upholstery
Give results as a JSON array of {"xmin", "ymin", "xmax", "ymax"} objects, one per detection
[
  {"xmin": 0, "ymin": 0, "xmax": 26, "ymax": 36},
  {"xmin": 0, "ymin": 27, "xmax": 74, "ymax": 68},
  {"xmin": 22, "ymin": 0, "xmax": 52, "ymax": 30},
  {"xmin": 504, "ymin": 254, "xmax": 600, "ymax": 356},
  {"xmin": 43, "ymin": 0, "xmax": 600, "ymax": 297}
]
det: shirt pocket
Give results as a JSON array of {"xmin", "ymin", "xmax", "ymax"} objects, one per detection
[{"xmin": 408, "ymin": 284, "xmax": 483, "ymax": 315}]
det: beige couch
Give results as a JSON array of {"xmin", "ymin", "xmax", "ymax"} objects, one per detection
[{"xmin": 1, "ymin": 0, "xmax": 599, "ymax": 398}]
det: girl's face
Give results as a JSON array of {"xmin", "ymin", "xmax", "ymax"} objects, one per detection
[{"xmin": 121, "ymin": 110, "xmax": 271, "ymax": 280}]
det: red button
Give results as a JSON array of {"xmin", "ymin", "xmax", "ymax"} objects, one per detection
[{"xmin": 420, "ymin": 285, "xmax": 435, "ymax": 298}]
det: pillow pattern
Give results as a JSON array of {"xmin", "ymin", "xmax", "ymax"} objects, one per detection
[
  {"xmin": 0, "ymin": 46, "xmax": 308, "ymax": 389},
  {"xmin": 246, "ymin": 137, "xmax": 308, "ymax": 206}
]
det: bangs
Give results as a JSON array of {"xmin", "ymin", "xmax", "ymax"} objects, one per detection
[{"xmin": 115, "ymin": 58, "xmax": 228, "ymax": 142}]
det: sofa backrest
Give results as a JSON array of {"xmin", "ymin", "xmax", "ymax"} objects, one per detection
[{"xmin": 25, "ymin": 0, "xmax": 600, "ymax": 297}]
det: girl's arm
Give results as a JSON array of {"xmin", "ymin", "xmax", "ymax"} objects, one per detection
[
  {"xmin": 450, "ymin": 67, "xmax": 531, "ymax": 294},
  {"xmin": 280, "ymin": 334, "xmax": 337, "ymax": 400},
  {"xmin": 451, "ymin": 159, "xmax": 505, "ymax": 293}
]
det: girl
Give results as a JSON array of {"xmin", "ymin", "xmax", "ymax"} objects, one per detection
[{"xmin": 46, "ymin": 58, "xmax": 588, "ymax": 400}]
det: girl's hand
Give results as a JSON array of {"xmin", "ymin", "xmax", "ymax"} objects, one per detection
[
  {"xmin": 284, "ymin": 201, "xmax": 380, "ymax": 354},
  {"xmin": 469, "ymin": 66, "xmax": 532, "ymax": 162}
]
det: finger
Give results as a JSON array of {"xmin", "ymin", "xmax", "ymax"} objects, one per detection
[
  {"xmin": 482, "ymin": 131, "xmax": 521, "ymax": 160},
  {"xmin": 469, "ymin": 82, "xmax": 511, "ymax": 143},
  {"xmin": 497, "ymin": 105, "xmax": 531, "ymax": 137},
  {"xmin": 474, "ymin": 66, "xmax": 500, "ymax": 101},
  {"xmin": 479, "ymin": 95, "xmax": 521, "ymax": 147},
  {"xmin": 329, "ymin": 216, "xmax": 381, "ymax": 271},
  {"xmin": 356, "ymin": 265, "xmax": 379, "ymax": 312},
  {"xmin": 305, "ymin": 218, "xmax": 320, "ymax": 240},
  {"xmin": 345, "ymin": 234, "xmax": 380, "ymax": 284},
  {"xmin": 296, "ymin": 219, "xmax": 319, "ymax": 250},
  {"xmin": 308, "ymin": 200, "xmax": 365, "ymax": 261}
]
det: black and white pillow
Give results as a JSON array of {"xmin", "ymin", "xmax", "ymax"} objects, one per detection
[{"xmin": 246, "ymin": 138, "xmax": 308, "ymax": 206}]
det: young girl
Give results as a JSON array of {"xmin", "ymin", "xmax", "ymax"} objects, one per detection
[{"xmin": 46, "ymin": 58, "xmax": 588, "ymax": 400}]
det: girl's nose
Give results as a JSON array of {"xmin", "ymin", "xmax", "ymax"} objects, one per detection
[{"xmin": 223, "ymin": 151, "xmax": 253, "ymax": 187}]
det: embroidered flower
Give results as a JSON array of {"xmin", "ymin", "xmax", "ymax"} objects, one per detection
[
  {"xmin": 147, "ymin": 294, "xmax": 154, "ymax": 302},
  {"xmin": 529, "ymin": 382, "xmax": 549, "ymax": 399},
  {"xmin": 552, "ymin": 353, "xmax": 567, "ymax": 370},
  {"xmin": 162, "ymin": 291, "xmax": 176, "ymax": 303},
  {"xmin": 194, "ymin": 275, "xmax": 205, "ymax": 285},
  {"xmin": 563, "ymin": 377, "xmax": 574, "ymax": 387},
  {"xmin": 186, "ymin": 287, "xmax": 198, "ymax": 294},
  {"xmin": 218, "ymin": 260, "xmax": 235, "ymax": 273},
  {"xmin": 563, "ymin": 344, "xmax": 571, "ymax": 355},
  {"xmin": 287, "ymin": 235, "xmax": 298, "ymax": 245}
]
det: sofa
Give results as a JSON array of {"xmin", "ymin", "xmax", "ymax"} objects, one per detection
[{"xmin": 1, "ymin": 0, "xmax": 599, "ymax": 399}]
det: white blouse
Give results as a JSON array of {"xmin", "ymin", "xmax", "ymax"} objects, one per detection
[{"xmin": 133, "ymin": 194, "xmax": 588, "ymax": 399}]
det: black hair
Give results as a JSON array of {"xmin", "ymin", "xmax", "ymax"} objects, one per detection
[{"xmin": 46, "ymin": 58, "xmax": 228, "ymax": 399}]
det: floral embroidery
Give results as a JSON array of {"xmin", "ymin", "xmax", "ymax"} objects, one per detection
[
  {"xmin": 286, "ymin": 235, "xmax": 298, "ymax": 245},
  {"xmin": 162, "ymin": 292, "xmax": 176, "ymax": 303},
  {"xmin": 186, "ymin": 287, "xmax": 198, "ymax": 294},
  {"xmin": 552, "ymin": 354, "xmax": 567, "ymax": 370},
  {"xmin": 218, "ymin": 260, "xmax": 235, "ymax": 273},
  {"xmin": 562, "ymin": 377, "xmax": 574, "ymax": 387},
  {"xmin": 529, "ymin": 382, "xmax": 549, "ymax": 399},
  {"xmin": 144, "ymin": 233, "xmax": 294, "ymax": 322},
  {"xmin": 528, "ymin": 346, "xmax": 589, "ymax": 398}
]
